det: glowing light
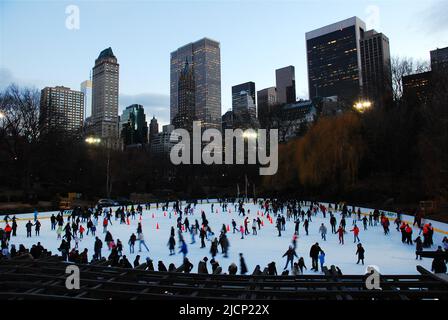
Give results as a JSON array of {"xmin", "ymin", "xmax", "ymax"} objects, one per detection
[
  {"xmin": 242, "ymin": 131, "xmax": 257, "ymax": 139},
  {"xmin": 353, "ymin": 100, "xmax": 372, "ymax": 113},
  {"xmin": 85, "ymin": 137, "xmax": 101, "ymax": 144},
  {"xmin": 0, "ymin": 111, "xmax": 5, "ymax": 119}
]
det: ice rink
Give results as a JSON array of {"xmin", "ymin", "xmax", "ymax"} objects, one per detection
[{"xmin": 5, "ymin": 201, "xmax": 447, "ymax": 275}]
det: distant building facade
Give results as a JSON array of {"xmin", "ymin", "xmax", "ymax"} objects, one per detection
[
  {"xmin": 360, "ymin": 30, "xmax": 392, "ymax": 105},
  {"xmin": 257, "ymin": 87, "xmax": 277, "ymax": 128},
  {"xmin": 92, "ymin": 47, "xmax": 119, "ymax": 144},
  {"xmin": 173, "ymin": 59, "xmax": 196, "ymax": 132},
  {"xmin": 39, "ymin": 86, "xmax": 84, "ymax": 134},
  {"xmin": 306, "ymin": 17, "xmax": 391, "ymax": 107},
  {"xmin": 150, "ymin": 124, "xmax": 179, "ymax": 157},
  {"xmin": 275, "ymin": 66, "xmax": 296, "ymax": 104},
  {"xmin": 170, "ymin": 38, "xmax": 221, "ymax": 131},
  {"xmin": 149, "ymin": 116, "xmax": 159, "ymax": 145},
  {"xmin": 120, "ymin": 104, "xmax": 148, "ymax": 147},
  {"xmin": 80, "ymin": 80, "xmax": 92, "ymax": 120},
  {"xmin": 232, "ymin": 82, "xmax": 257, "ymax": 121}
]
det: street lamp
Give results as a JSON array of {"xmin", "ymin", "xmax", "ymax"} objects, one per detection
[
  {"xmin": 353, "ymin": 100, "xmax": 372, "ymax": 113},
  {"xmin": 85, "ymin": 137, "xmax": 101, "ymax": 144}
]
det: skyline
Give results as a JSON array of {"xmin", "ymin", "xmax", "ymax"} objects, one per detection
[{"xmin": 1, "ymin": 0, "xmax": 448, "ymax": 126}]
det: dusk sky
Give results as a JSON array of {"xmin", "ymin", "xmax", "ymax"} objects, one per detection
[{"xmin": 1, "ymin": 0, "xmax": 447, "ymax": 125}]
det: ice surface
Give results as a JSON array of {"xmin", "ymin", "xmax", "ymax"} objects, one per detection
[{"xmin": 5, "ymin": 202, "xmax": 447, "ymax": 275}]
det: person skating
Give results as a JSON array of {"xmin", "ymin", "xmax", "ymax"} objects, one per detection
[
  {"xmin": 298, "ymin": 257, "xmax": 307, "ymax": 274},
  {"xmin": 319, "ymin": 223, "xmax": 327, "ymax": 241},
  {"xmin": 356, "ymin": 243, "xmax": 365, "ymax": 265},
  {"xmin": 34, "ymin": 219, "xmax": 41, "ymax": 236},
  {"xmin": 210, "ymin": 238, "xmax": 218, "ymax": 258},
  {"xmin": 231, "ymin": 219, "xmax": 237, "ymax": 233},
  {"xmin": 282, "ymin": 245, "xmax": 298, "ymax": 270},
  {"xmin": 350, "ymin": 224, "xmax": 360, "ymax": 243},
  {"xmin": 309, "ymin": 242, "xmax": 323, "ymax": 272},
  {"xmin": 362, "ymin": 216, "xmax": 368, "ymax": 230},
  {"xmin": 179, "ymin": 240, "xmax": 188, "ymax": 259},
  {"xmin": 167, "ymin": 234, "xmax": 176, "ymax": 255},
  {"xmin": 138, "ymin": 232, "xmax": 149, "ymax": 252},
  {"xmin": 294, "ymin": 218, "xmax": 300, "ymax": 235},
  {"xmin": 330, "ymin": 214, "xmax": 337, "ymax": 233},
  {"xmin": 336, "ymin": 225, "xmax": 345, "ymax": 244},
  {"xmin": 318, "ymin": 251, "xmax": 325, "ymax": 272},
  {"xmin": 414, "ymin": 236, "xmax": 423, "ymax": 260},
  {"xmin": 219, "ymin": 232, "xmax": 229, "ymax": 258},
  {"xmin": 240, "ymin": 253, "xmax": 248, "ymax": 275},
  {"xmin": 303, "ymin": 219, "xmax": 309, "ymax": 236},
  {"xmin": 25, "ymin": 220, "xmax": 33, "ymax": 238}
]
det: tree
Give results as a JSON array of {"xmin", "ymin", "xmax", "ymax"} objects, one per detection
[{"xmin": 391, "ymin": 56, "xmax": 430, "ymax": 102}]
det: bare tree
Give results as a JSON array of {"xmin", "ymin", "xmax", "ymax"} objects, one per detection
[{"xmin": 391, "ymin": 56, "xmax": 430, "ymax": 102}]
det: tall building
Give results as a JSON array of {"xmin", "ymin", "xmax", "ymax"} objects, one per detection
[
  {"xmin": 149, "ymin": 116, "xmax": 159, "ymax": 144},
  {"xmin": 275, "ymin": 66, "xmax": 296, "ymax": 104},
  {"xmin": 150, "ymin": 124, "xmax": 179, "ymax": 158},
  {"xmin": 119, "ymin": 104, "xmax": 148, "ymax": 146},
  {"xmin": 173, "ymin": 59, "xmax": 196, "ymax": 132},
  {"xmin": 402, "ymin": 71, "xmax": 432, "ymax": 105},
  {"xmin": 92, "ymin": 47, "xmax": 119, "ymax": 143},
  {"xmin": 306, "ymin": 17, "xmax": 366, "ymax": 104},
  {"xmin": 360, "ymin": 30, "xmax": 392, "ymax": 105},
  {"xmin": 232, "ymin": 81, "xmax": 256, "ymax": 120},
  {"xmin": 257, "ymin": 87, "xmax": 277, "ymax": 128},
  {"xmin": 39, "ymin": 86, "xmax": 84, "ymax": 134},
  {"xmin": 170, "ymin": 38, "xmax": 221, "ymax": 131},
  {"xmin": 80, "ymin": 80, "xmax": 92, "ymax": 120},
  {"xmin": 232, "ymin": 82, "xmax": 256, "ymax": 109},
  {"xmin": 430, "ymin": 46, "xmax": 448, "ymax": 73}
]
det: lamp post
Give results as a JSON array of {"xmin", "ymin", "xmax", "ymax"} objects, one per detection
[{"xmin": 353, "ymin": 100, "xmax": 373, "ymax": 113}]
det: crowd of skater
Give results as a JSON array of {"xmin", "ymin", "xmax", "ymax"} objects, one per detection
[{"xmin": 0, "ymin": 198, "xmax": 447, "ymax": 275}]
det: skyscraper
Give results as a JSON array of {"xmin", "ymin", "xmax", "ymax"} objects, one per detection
[
  {"xmin": 257, "ymin": 87, "xmax": 277, "ymax": 127},
  {"xmin": 306, "ymin": 17, "xmax": 366, "ymax": 104},
  {"xmin": 275, "ymin": 66, "xmax": 296, "ymax": 104},
  {"xmin": 119, "ymin": 104, "xmax": 148, "ymax": 146},
  {"xmin": 430, "ymin": 46, "xmax": 448, "ymax": 73},
  {"xmin": 39, "ymin": 86, "xmax": 84, "ymax": 134},
  {"xmin": 360, "ymin": 30, "xmax": 392, "ymax": 105},
  {"xmin": 232, "ymin": 81, "xmax": 256, "ymax": 119},
  {"xmin": 149, "ymin": 116, "xmax": 159, "ymax": 143},
  {"xmin": 80, "ymin": 80, "xmax": 92, "ymax": 120},
  {"xmin": 92, "ymin": 47, "xmax": 119, "ymax": 143},
  {"xmin": 173, "ymin": 59, "xmax": 196, "ymax": 132},
  {"xmin": 170, "ymin": 38, "xmax": 221, "ymax": 131}
]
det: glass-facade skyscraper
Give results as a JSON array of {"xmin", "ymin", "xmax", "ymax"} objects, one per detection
[
  {"xmin": 170, "ymin": 38, "xmax": 221, "ymax": 131},
  {"xmin": 306, "ymin": 17, "xmax": 366, "ymax": 105},
  {"xmin": 232, "ymin": 81, "xmax": 256, "ymax": 119},
  {"xmin": 120, "ymin": 104, "xmax": 148, "ymax": 146}
]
